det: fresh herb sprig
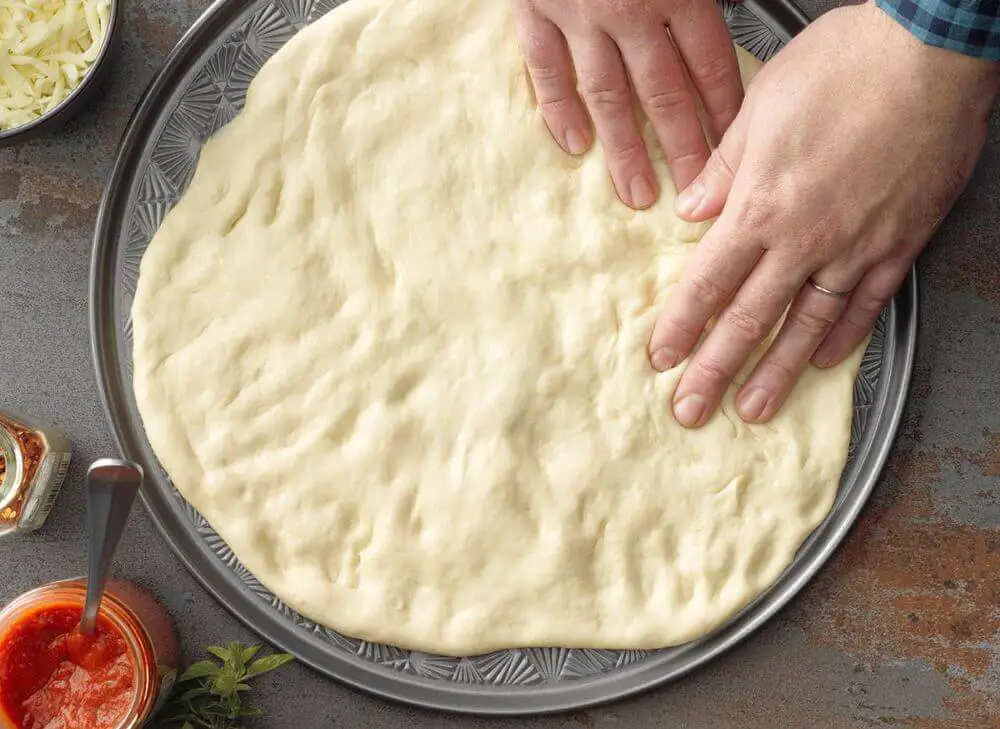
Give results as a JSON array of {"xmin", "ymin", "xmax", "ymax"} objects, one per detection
[{"xmin": 159, "ymin": 642, "xmax": 294, "ymax": 729}]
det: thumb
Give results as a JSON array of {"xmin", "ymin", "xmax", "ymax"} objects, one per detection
[{"xmin": 674, "ymin": 108, "xmax": 748, "ymax": 222}]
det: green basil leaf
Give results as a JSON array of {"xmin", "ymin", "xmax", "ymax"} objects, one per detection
[
  {"xmin": 206, "ymin": 646, "xmax": 232, "ymax": 663},
  {"xmin": 179, "ymin": 661, "xmax": 221, "ymax": 681},
  {"xmin": 245, "ymin": 653, "xmax": 295, "ymax": 678}
]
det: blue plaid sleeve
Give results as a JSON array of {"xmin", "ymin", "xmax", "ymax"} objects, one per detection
[{"xmin": 876, "ymin": 0, "xmax": 1000, "ymax": 60}]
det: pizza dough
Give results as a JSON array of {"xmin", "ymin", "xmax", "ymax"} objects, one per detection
[{"xmin": 131, "ymin": 0, "xmax": 863, "ymax": 655}]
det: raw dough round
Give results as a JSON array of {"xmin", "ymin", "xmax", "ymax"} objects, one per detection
[{"xmin": 132, "ymin": 0, "xmax": 863, "ymax": 655}]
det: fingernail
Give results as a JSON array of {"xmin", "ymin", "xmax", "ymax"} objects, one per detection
[
  {"xmin": 673, "ymin": 394, "xmax": 707, "ymax": 428},
  {"xmin": 811, "ymin": 347, "xmax": 834, "ymax": 368},
  {"xmin": 629, "ymin": 174, "xmax": 656, "ymax": 209},
  {"xmin": 564, "ymin": 127, "xmax": 588, "ymax": 155},
  {"xmin": 675, "ymin": 182, "xmax": 704, "ymax": 217},
  {"xmin": 650, "ymin": 346, "xmax": 680, "ymax": 372},
  {"xmin": 738, "ymin": 387, "xmax": 770, "ymax": 422}
]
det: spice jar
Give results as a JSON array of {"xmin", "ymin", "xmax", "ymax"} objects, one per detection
[
  {"xmin": 0, "ymin": 410, "xmax": 72, "ymax": 536},
  {"xmin": 0, "ymin": 578, "xmax": 180, "ymax": 729}
]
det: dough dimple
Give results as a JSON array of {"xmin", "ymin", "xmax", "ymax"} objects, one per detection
[{"xmin": 131, "ymin": 0, "xmax": 863, "ymax": 655}]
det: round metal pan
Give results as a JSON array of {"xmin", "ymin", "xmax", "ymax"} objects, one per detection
[{"xmin": 90, "ymin": 0, "xmax": 917, "ymax": 715}]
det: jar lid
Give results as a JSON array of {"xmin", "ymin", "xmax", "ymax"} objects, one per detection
[{"xmin": 0, "ymin": 427, "xmax": 24, "ymax": 512}]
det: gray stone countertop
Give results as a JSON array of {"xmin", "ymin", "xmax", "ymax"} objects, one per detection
[{"xmin": 2, "ymin": 0, "xmax": 999, "ymax": 726}]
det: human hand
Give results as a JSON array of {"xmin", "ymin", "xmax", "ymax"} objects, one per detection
[
  {"xmin": 514, "ymin": 0, "xmax": 744, "ymax": 208},
  {"xmin": 648, "ymin": 0, "xmax": 1000, "ymax": 428}
]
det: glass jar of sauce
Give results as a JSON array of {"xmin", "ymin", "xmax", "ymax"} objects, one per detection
[
  {"xmin": 0, "ymin": 578, "xmax": 180, "ymax": 729},
  {"xmin": 0, "ymin": 411, "xmax": 72, "ymax": 537}
]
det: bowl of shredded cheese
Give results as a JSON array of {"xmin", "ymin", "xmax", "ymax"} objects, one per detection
[{"xmin": 0, "ymin": 0, "xmax": 120, "ymax": 145}]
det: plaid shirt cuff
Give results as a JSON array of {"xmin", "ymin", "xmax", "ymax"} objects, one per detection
[{"xmin": 876, "ymin": 0, "xmax": 1000, "ymax": 61}]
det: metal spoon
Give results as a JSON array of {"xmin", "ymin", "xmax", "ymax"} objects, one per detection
[{"xmin": 79, "ymin": 458, "xmax": 143, "ymax": 635}]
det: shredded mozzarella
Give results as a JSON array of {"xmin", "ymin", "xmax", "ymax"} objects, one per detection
[{"xmin": 0, "ymin": 0, "xmax": 112, "ymax": 131}]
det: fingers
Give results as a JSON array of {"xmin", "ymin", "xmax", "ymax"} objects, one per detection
[
  {"xmin": 669, "ymin": 0, "xmax": 745, "ymax": 144},
  {"xmin": 515, "ymin": 6, "xmax": 593, "ymax": 155},
  {"xmin": 618, "ymin": 28, "xmax": 710, "ymax": 193},
  {"xmin": 517, "ymin": 0, "xmax": 744, "ymax": 209},
  {"xmin": 671, "ymin": 253, "xmax": 806, "ymax": 428},
  {"xmin": 648, "ymin": 220, "xmax": 763, "ymax": 372},
  {"xmin": 661, "ymin": 251, "xmax": 909, "ymax": 428},
  {"xmin": 674, "ymin": 108, "xmax": 748, "ymax": 222},
  {"xmin": 736, "ymin": 271, "xmax": 859, "ymax": 422},
  {"xmin": 812, "ymin": 258, "xmax": 911, "ymax": 368},
  {"xmin": 569, "ymin": 31, "xmax": 659, "ymax": 208}
]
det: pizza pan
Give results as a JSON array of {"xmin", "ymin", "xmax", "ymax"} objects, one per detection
[{"xmin": 90, "ymin": 0, "xmax": 917, "ymax": 715}]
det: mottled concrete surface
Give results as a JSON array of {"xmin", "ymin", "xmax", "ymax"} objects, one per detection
[{"xmin": 1, "ymin": 0, "xmax": 998, "ymax": 726}]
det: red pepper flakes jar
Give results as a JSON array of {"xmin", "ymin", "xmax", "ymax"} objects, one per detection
[
  {"xmin": 0, "ymin": 411, "xmax": 72, "ymax": 536},
  {"xmin": 0, "ymin": 578, "xmax": 180, "ymax": 729}
]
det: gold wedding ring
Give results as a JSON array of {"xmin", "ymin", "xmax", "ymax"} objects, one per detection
[{"xmin": 806, "ymin": 277, "xmax": 852, "ymax": 298}]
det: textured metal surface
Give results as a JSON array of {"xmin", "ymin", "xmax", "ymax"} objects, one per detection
[
  {"xmin": 87, "ymin": 0, "xmax": 914, "ymax": 715},
  {"xmin": 2, "ymin": 0, "xmax": 999, "ymax": 725}
]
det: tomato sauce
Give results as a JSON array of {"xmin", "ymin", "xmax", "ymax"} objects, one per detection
[{"xmin": 0, "ymin": 603, "xmax": 137, "ymax": 729}]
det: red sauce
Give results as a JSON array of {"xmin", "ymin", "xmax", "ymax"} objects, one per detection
[{"xmin": 0, "ymin": 604, "xmax": 137, "ymax": 729}]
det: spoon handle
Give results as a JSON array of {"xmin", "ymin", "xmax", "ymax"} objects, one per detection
[{"xmin": 79, "ymin": 459, "xmax": 143, "ymax": 634}]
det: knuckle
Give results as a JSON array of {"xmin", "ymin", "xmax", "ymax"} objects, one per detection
[
  {"xmin": 538, "ymin": 92, "xmax": 576, "ymax": 115},
  {"xmin": 735, "ymin": 178, "xmax": 800, "ymax": 230},
  {"xmin": 731, "ymin": 197, "xmax": 772, "ymax": 231},
  {"xmin": 841, "ymin": 310, "xmax": 876, "ymax": 333},
  {"xmin": 724, "ymin": 303, "xmax": 771, "ymax": 341},
  {"xmin": 777, "ymin": 244, "xmax": 811, "ymax": 272},
  {"xmin": 884, "ymin": 238, "xmax": 914, "ymax": 261},
  {"xmin": 759, "ymin": 354, "xmax": 798, "ymax": 382},
  {"xmin": 606, "ymin": 134, "xmax": 647, "ymax": 162},
  {"xmin": 668, "ymin": 148, "xmax": 708, "ymax": 169},
  {"xmin": 836, "ymin": 294, "xmax": 886, "ymax": 333},
  {"xmin": 693, "ymin": 356, "xmax": 733, "ymax": 387},
  {"xmin": 692, "ymin": 54, "xmax": 735, "ymax": 90},
  {"xmin": 789, "ymin": 306, "xmax": 834, "ymax": 334},
  {"xmin": 518, "ymin": 35, "xmax": 555, "ymax": 69},
  {"xmin": 661, "ymin": 316, "xmax": 701, "ymax": 343},
  {"xmin": 686, "ymin": 272, "xmax": 728, "ymax": 309},
  {"xmin": 528, "ymin": 61, "xmax": 565, "ymax": 84},
  {"xmin": 643, "ymin": 86, "xmax": 692, "ymax": 117},
  {"xmin": 603, "ymin": 0, "xmax": 647, "ymax": 23},
  {"xmin": 849, "ymin": 295, "xmax": 886, "ymax": 321},
  {"xmin": 802, "ymin": 225, "xmax": 836, "ymax": 256},
  {"xmin": 581, "ymin": 83, "xmax": 632, "ymax": 112}
]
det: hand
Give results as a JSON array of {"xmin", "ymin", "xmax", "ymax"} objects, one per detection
[
  {"xmin": 515, "ymin": 0, "xmax": 744, "ymax": 208},
  {"xmin": 647, "ymin": 1, "xmax": 1000, "ymax": 428}
]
